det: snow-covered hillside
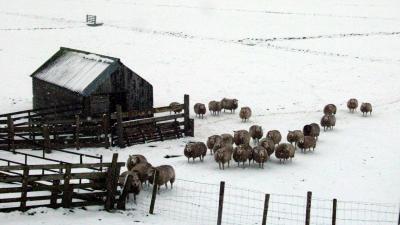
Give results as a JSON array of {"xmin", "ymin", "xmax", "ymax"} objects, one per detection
[{"xmin": 0, "ymin": 0, "xmax": 399, "ymax": 224}]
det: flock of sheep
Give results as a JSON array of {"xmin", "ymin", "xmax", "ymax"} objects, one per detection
[
  {"xmin": 117, "ymin": 155, "xmax": 176, "ymax": 202},
  {"xmin": 182, "ymin": 98, "xmax": 373, "ymax": 169}
]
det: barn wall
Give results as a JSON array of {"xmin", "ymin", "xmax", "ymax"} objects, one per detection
[
  {"xmin": 120, "ymin": 64, "xmax": 153, "ymax": 111},
  {"xmin": 32, "ymin": 78, "xmax": 83, "ymax": 110}
]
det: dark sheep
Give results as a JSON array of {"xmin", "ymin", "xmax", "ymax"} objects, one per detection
[
  {"xmin": 221, "ymin": 98, "xmax": 238, "ymax": 113},
  {"xmin": 323, "ymin": 104, "xmax": 337, "ymax": 115},
  {"xmin": 233, "ymin": 144, "xmax": 253, "ymax": 168},
  {"xmin": 207, "ymin": 135, "xmax": 222, "ymax": 155},
  {"xmin": 360, "ymin": 103, "xmax": 372, "ymax": 116},
  {"xmin": 233, "ymin": 130, "xmax": 251, "ymax": 146},
  {"xmin": 239, "ymin": 107, "xmax": 252, "ymax": 122},
  {"xmin": 321, "ymin": 114, "xmax": 336, "ymax": 131},
  {"xmin": 259, "ymin": 138, "xmax": 275, "ymax": 157},
  {"xmin": 184, "ymin": 142, "xmax": 207, "ymax": 162},
  {"xmin": 347, "ymin": 98, "xmax": 358, "ymax": 113},
  {"xmin": 275, "ymin": 143, "xmax": 295, "ymax": 163},
  {"xmin": 209, "ymin": 101, "xmax": 222, "ymax": 115},
  {"xmin": 286, "ymin": 130, "xmax": 304, "ymax": 149},
  {"xmin": 127, "ymin": 155, "xmax": 148, "ymax": 171},
  {"xmin": 266, "ymin": 130, "xmax": 282, "ymax": 145},
  {"xmin": 249, "ymin": 125, "xmax": 263, "ymax": 143},
  {"xmin": 303, "ymin": 123, "xmax": 320, "ymax": 140},
  {"xmin": 252, "ymin": 146, "xmax": 268, "ymax": 168},
  {"xmin": 118, "ymin": 170, "xmax": 141, "ymax": 203},
  {"xmin": 214, "ymin": 145, "xmax": 233, "ymax": 170},
  {"xmin": 194, "ymin": 103, "xmax": 207, "ymax": 119},
  {"xmin": 212, "ymin": 133, "xmax": 234, "ymax": 153},
  {"xmin": 297, "ymin": 136, "xmax": 317, "ymax": 153},
  {"xmin": 169, "ymin": 102, "xmax": 183, "ymax": 114},
  {"xmin": 148, "ymin": 165, "xmax": 175, "ymax": 193}
]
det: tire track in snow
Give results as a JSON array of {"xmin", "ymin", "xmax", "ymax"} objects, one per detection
[{"xmin": 0, "ymin": 26, "xmax": 86, "ymax": 31}]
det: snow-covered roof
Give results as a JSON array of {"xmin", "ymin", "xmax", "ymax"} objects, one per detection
[{"xmin": 32, "ymin": 48, "xmax": 119, "ymax": 95}]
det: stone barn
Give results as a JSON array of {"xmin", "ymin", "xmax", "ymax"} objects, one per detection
[{"xmin": 30, "ymin": 47, "xmax": 153, "ymax": 117}]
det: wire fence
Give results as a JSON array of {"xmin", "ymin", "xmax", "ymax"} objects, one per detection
[{"xmin": 133, "ymin": 179, "xmax": 399, "ymax": 225}]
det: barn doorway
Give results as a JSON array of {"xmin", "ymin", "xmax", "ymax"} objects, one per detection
[{"xmin": 109, "ymin": 92, "xmax": 127, "ymax": 112}]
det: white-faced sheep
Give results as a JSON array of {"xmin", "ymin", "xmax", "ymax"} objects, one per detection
[
  {"xmin": 118, "ymin": 170, "xmax": 141, "ymax": 203},
  {"xmin": 212, "ymin": 133, "xmax": 234, "ymax": 153},
  {"xmin": 360, "ymin": 103, "xmax": 372, "ymax": 116},
  {"xmin": 297, "ymin": 136, "xmax": 316, "ymax": 153},
  {"xmin": 184, "ymin": 142, "xmax": 207, "ymax": 162},
  {"xmin": 148, "ymin": 165, "xmax": 175, "ymax": 193},
  {"xmin": 321, "ymin": 114, "xmax": 336, "ymax": 131},
  {"xmin": 194, "ymin": 103, "xmax": 207, "ymax": 119},
  {"xmin": 127, "ymin": 155, "xmax": 148, "ymax": 171},
  {"xmin": 239, "ymin": 107, "xmax": 252, "ymax": 122},
  {"xmin": 323, "ymin": 104, "xmax": 337, "ymax": 115},
  {"xmin": 131, "ymin": 162, "xmax": 153, "ymax": 186},
  {"xmin": 233, "ymin": 144, "xmax": 253, "ymax": 168},
  {"xmin": 275, "ymin": 143, "xmax": 295, "ymax": 163},
  {"xmin": 266, "ymin": 130, "xmax": 282, "ymax": 145},
  {"xmin": 252, "ymin": 146, "xmax": 268, "ymax": 168},
  {"xmin": 233, "ymin": 130, "xmax": 251, "ymax": 146},
  {"xmin": 209, "ymin": 101, "xmax": 222, "ymax": 115},
  {"xmin": 207, "ymin": 135, "xmax": 222, "ymax": 155},
  {"xmin": 214, "ymin": 145, "xmax": 233, "ymax": 170},
  {"xmin": 169, "ymin": 102, "xmax": 182, "ymax": 114},
  {"xmin": 259, "ymin": 138, "xmax": 275, "ymax": 157},
  {"xmin": 249, "ymin": 125, "xmax": 263, "ymax": 144},
  {"xmin": 221, "ymin": 98, "xmax": 238, "ymax": 113},
  {"xmin": 303, "ymin": 123, "xmax": 320, "ymax": 140},
  {"xmin": 347, "ymin": 98, "xmax": 358, "ymax": 113},
  {"xmin": 286, "ymin": 130, "xmax": 304, "ymax": 149}
]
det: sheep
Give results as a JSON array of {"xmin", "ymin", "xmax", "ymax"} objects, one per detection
[
  {"xmin": 118, "ymin": 170, "xmax": 141, "ymax": 203},
  {"xmin": 147, "ymin": 165, "xmax": 175, "ymax": 193},
  {"xmin": 275, "ymin": 143, "xmax": 295, "ymax": 163},
  {"xmin": 212, "ymin": 133, "xmax": 234, "ymax": 153},
  {"xmin": 286, "ymin": 130, "xmax": 304, "ymax": 149},
  {"xmin": 184, "ymin": 142, "xmax": 207, "ymax": 162},
  {"xmin": 239, "ymin": 107, "xmax": 252, "ymax": 122},
  {"xmin": 194, "ymin": 103, "xmax": 207, "ymax": 119},
  {"xmin": 131, "ymin": 162, "xmax": 153, "ymax": 186},
  {"xmin": 266, "ymin": 130, "xmax": 282, "ymax": 145},
  {"xmin": 221, "ymin": 98, "xmax": 238, "ymax": 113},
  {"xmin": 233, "ymin": 144, "xmax": 253, "ymax": 168},
  {"xmin": 259, "ymin": 138, "xmax": 275, "ymax": 157},
  {"xmin": 321, "ymin": 114, "xmax": 336, "ymax": 131},
  {"xmin": 297, "ymin": 136, "xmax": 316, "ymax": 153},
  {"xmin": 347, "ymin": 98, "xmax": 358, "ymax": 113},
  {"xmin": 360, "ymin": 103, "xmax": 372, "ymax": 116},
  {"xmin": 303, "ymin": 123, "xmax": 320, "ymax": 140},
  {"xmin": 214, "ymin": 145, "xmax": 233, "ymax": 170},
  {"xmin": 209, "ymin": 101, "xmax": 222, "ymax": 115},
  {"xmin": 127, "ymin": 155, "xmax": 148, "ymax": 171},
  {"xmin": 252, "ymin": 146, "xmax": 268, "ymax": 168},
  {"xmin": 323, "ymin": 104, "xmax": 337, "ymax": 115},
  {"xmin": 233, "ymin": 130, "xmax": 251, "ymax": 146},
  {"xmin": 249, "ymin": 125, "xmax": 263, "ymax": 144},
  {"xmin": 207, "ymin": 135, "xmax": 222, "ymax": 155},
  {"xmin": 169, "ymin": 102, "xmax": 182, "ymax": 114}
]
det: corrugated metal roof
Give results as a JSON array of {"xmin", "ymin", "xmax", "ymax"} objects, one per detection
[{"xmin": 33, "ymin": 49, "xmax": 117, "ymax": 95}]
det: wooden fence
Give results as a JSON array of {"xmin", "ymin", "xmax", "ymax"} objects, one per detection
[
  {"xmin": 0, "ymin": 153, "xmax": 125, "ymax": 212},
  {"xmin": 0, "ymin": 95, "xmax": 194, "ymax": 151}
]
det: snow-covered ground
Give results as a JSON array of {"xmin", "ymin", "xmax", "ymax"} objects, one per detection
[{"xmin": 0, "ymin": 0, "xmax": 399, "ymax": 224}]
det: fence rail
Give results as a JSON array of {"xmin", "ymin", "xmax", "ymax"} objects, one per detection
[
  {"xmin": 141, "ymin": 179, "xmax": 399, "ymax": 225},
  {"xmin": 0, "ymin": 153, "xmax": 125, "ymax": 212}
]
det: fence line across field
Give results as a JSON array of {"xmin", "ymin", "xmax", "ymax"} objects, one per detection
[{"xmin": 142, "ymin": 178, "xmax": 399, "ymax": 225}]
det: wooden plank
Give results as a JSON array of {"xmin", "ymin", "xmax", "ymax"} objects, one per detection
[
  {"xmin": 104, "ymin": 153, "xmax": 118, "ymax": 210},
  {"xmin": 116, "ymin": 174, "xmax": 132, "ymax": 210},
  {"xmin": 50, "ymin": 180, "xmax": 60, "ymax": 208},
  {"xmin": 0, "ymin": 195, "xmax": 56, "ymax": 204},
  {"xmin": 332, "ymin": 198, "xmax": 337, "ymax": 225},
  {"xmin": 149, "ymin": 170, "xmax": 159, "ymax": 214},
  {"xmin": 62, "ymin": 165, "xmax": 72, "ymax": 208},
  {"xmin": 75, "ymin": 115, "xmax": 80, "ymax": 150},
  {"xmin": 42, "ymin": 126, "xmax": 51, "ymax": 153},
  {"xmin": 262, "ymin": 194, "xmax": 270, "ymax": 225},
  {"xmin": 0, "ymin": 182, "xmax": 105, "ymax": 194},
  {"xmin": 0, "ymin": 162, "xmax": 124, "ymax": 171},
  {"xmin": 115, "ymin": 105, "xmax": 125, "ymax": 148},
  {"xmin": 217, "ymin": 181, "xmax": 225, "ymax": 225},
  {"xmin": 0, "ymin": 172, "xmax": 108, "ymax": 183},
  {"xmin": 102, "ymin": 114, "xmax": 110, "ymax": 148},
  {"xmin": 20, "ymin": 167, "xmax": 29, "ymax": 211},
  {"xmin": 0, "ymin": 200, "xmax": 102, "ymax": 213},
  {"xmin": 183, "ymin": 94, "xmax": 191, "ymax": 136},
  {"xmin": 7, "ymin": 116, "xmax": 15, "ymax": 153},
  {"xmin": 122, "ymin": 114, "xmax": 184, "ymax": 127},
  {"xmin": 305, "ymin": 191, "xmax": 312, "ymax": 225}
]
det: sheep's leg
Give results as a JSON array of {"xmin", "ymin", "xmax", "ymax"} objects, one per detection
[
  {"xmin": 134, "ymin": 194, "xmax": 137, "ymax": 204},
  {"xmin": 170, "ymin": 181, "xmax": 173, "ymax": 189},
  {"xmin": 165, "ymin": 183, "xmax": 168, "ymax": 189},
  {"xmin": 222, "ymin": 163, "xmax": 225, "ymax": 170},
  {"xmin": 187, "ymin": 158, "xmax": 189, "ymax": 163}
]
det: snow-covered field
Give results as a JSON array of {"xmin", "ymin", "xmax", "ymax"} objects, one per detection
[{"xmin": 0, "ymin": 0, "xmax": 399, "ymax": 224}]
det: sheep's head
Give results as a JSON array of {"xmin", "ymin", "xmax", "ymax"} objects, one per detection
[
  {"xmin": 199, "ymin": 104, "xmax": 206, "ymax": 110},
  {"xmin": 185, "ymin": 144, "xmax": 193, "ymax": 153},
  {"xmin": 233, "ymin": 99, "xmax": 238, "ymax": 108},
  {"xmin": 147, "ymin": 167, "xmax": 156, "ymax": 180}
]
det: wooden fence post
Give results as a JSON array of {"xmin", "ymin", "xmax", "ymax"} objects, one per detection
[
  {"xmin": 62, "ymin": 164, "xmax": 72, "ymax": 208},
  {"xmin": 7, "ymin": 115, "xmax": 15, "ymax": 153},
  {"xmin": 217, "ymin": 181, "xmax": 225, "ymax": 225},
  {"xmin": 305, "ymin": 191, "xmax": 312, "ymax": 225},
  {"xmin": 116, "ymin": 105, "xmax": 125, "ymax": 148},
  {"xmin": 117, "ymin": 174, "xmax": 133, "ymax": 210},
  {"xmin": 183, "ymin": 94, "xmax": 193, "ymax": 137},
  {"xmin": 149, "ymin": 170, "xmax": 159, "ymax": 214},
  {"xmin": 262, "ymin": 194, "xmax": 270, "ymax": 225},
  {"xmin": 102, "ymin": 114, "xmax": 110, "ymax": 148},
  {"xmin": 332, "ymin": 198, "xmax": 337, "ymax": 225},
  {"xmin": 105, "ymin": 153, "xmax": 119, "ymax": 211},
  {"xmin": 50, "ymin": 179, "xmax": 60, "ymax": 208},
  {"xmin": 43, "ymin": 126, "xmax": 52, "ymax": 153},
  {"xmin": 75, "ymin": 115, "xmax": 80, "ymax": 150},
  {"xmin": 397, "ymin": 206, "xmax": 400, "ymax": 225},
  {"xmin": 20, "ymin": 166, "xmax": 29, "ymax": 211}
]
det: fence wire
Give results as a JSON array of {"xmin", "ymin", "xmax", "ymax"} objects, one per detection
[{"xmin": 133, "ymin": 179, "xmax": 399, "ymax": 225}]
